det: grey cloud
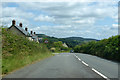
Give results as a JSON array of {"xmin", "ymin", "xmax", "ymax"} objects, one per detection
[{"xmin": 2, "ymin": 2, "xmax": 118, "ymax": 39}]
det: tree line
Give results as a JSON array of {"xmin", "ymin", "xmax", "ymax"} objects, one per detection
[{"xmin": 74, "ymin": 35, "xmax": 120, "ymax": 62}]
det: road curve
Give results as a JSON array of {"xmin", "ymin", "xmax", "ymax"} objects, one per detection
[
  {"xmin": 74, "ymin": 53, "xmax": 118, "ymax": 78},
  {"xmin": 3, "ymin": 53, "xmax": 118, "ymax": 79}
]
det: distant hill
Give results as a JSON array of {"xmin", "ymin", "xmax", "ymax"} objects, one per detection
[
  {"xmin": 59, "ymin": 37, "xmax": 98, "ymax": 48},
  {"xmin": 36, "ymin": 34, "xmax": 49, "ymax": 38},
  {"xmin": 36, "ymin": 34, "xmax": 98, "ymax": 48}
]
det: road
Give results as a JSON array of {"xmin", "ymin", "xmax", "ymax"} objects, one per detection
[{"xmin": 3, "ymin": 53, "xmax": 118, "ymax": 79}]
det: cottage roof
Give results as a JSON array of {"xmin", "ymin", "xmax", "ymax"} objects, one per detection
[
  {"xmin": 9, "ymin": 25, "xmax": 29, "ymax": 36},
  {"xmin": 15, "ymin": 25, "xmax": 29, "ymax": 36},
  {"xmin": 8, "ymin": 21, "xmax": 38, "ymax": 39}
]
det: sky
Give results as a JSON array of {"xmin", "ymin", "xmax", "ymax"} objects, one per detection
[{"xmin": 0, "ymin": 0, "xmax": 119, "ymax": 40}]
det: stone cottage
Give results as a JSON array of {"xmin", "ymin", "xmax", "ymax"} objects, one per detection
[{"xmin": 8, "ymin": 20, "xmax": 39, "ymax": 43}]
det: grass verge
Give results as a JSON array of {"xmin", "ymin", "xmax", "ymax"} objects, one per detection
[{"xmin": 2, "ymin": 28, "xmax": 53, "ymax": 75}]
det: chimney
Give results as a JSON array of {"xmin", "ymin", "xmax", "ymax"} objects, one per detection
[
  {"xmin": 25, "ymin": 27, "xmax": 28, "ymax": 31},
  {"xmin": 19, "ymin": 23, "xmax": 22, "ymax": 27},
  {"xmin": 34, "ymin": 32, "xmax": 36, "ymax": 35},
  {"xmin": 31, "ymin": 31, "xmax": 33, "ymax": 34},
  {"xmin": 12, "ymin": 20, "xmax": 16, "ymax": 26}
]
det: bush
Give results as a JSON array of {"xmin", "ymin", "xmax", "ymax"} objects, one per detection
[{"xmin": 74, "ymin": 35, "xmax": 120, "ymax": 62}]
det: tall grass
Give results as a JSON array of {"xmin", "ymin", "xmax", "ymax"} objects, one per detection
[{"xmin": 2, "ymin": 28, "xmax": 53, "ymax": 74}]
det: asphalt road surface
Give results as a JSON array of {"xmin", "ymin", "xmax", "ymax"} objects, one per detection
[{"xmin": 4, "ymin": 53, "xmax": 118, "ymax": 79}]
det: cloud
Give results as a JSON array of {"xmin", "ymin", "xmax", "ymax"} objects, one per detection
[
  {"xmin": 1, "ymin": 6, "xmax": 35, "ymax": 29},
  {"xmin": 34, "ymin": 15, "xmax": 55, "ymax": 22},
  {"xmin": 1, "ymin": 0, "xmax": 119, "ymax": 2},
  {"xmin": 1, "ymin": 17, "xmax": 30, "ymax": 28},
  {"xmin": 20, "ymin": 2, "xmax": 117, "ymax": 21},
  {"xmin": 112, "ymin": 24, "xmax": 118, "ymax": 28},
  {"xmin": 1, "ymin": 1, "xmax": 118, "ymax": 39},
  {"xmin": 2, "ymin": 7, "xmax": 35, "ymax": 19},
  {"xmin": 74, "ymin": 17, "xmax": 95, "ymax": 24}
]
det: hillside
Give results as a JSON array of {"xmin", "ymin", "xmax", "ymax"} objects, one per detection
[
  {"xmin": 36, "ymin": 34, "xmax": 49, "ymax": 38},
  {"xmin": 2, "ymin": 28, "xmax": 52, "ymax": 75},
  {"xmin": 74, "ymin": 35, "xmax": 120, "ymax": 62},
  {"xmin": 36, "ymin": 34, "xmax": 98, "ymax": 48},
  {"xmin": 59, "ymin": 37, "xmax": 98, "ymax": 48}
]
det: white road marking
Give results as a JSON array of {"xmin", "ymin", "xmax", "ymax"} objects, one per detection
[
  {"xmin": 92, "ymin": 68, "xmax": 110, "ymax": 80},
  {"xmin": 74, "ymin": 54, "xmax": 80, "ymax": 60},
  {"xmin": 78, "ymin": 58, "xmax": 81, "ymax": 61},
  {"xmin": 74, "ymin": 55, "xmax": 78, "ymax": 58},
  {"xmin": 82, "ymin": 61, "xmax": 89, "ymax": 66},
  {"xmin": 74, "ymin": 54, "xmax": 110, "ymax": 80},
  {"xmin": 74, "ymin": 54, "xmax": 80, "ymax": 59}
]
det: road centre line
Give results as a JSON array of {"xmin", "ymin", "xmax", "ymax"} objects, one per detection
[
  {"xmin": 74, "ymin": 54, "xmax": 110, "ymax": 80},
  {"xmin": 78, "ymin": 58, "xmax": 81, "ymax": 61},
  {"xmin": 81, "ymin": 61, "xmax": 89, "ymax": 66},
  {"xmin": 92, "ymin": 68, "xmax": 110, "ymax": 80}
]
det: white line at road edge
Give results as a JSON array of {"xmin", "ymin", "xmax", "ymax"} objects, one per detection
[
  {"xmin": 92, "ymin": 68, "xmax": 110, "ymax": 80},
  {"xmin": 74, "ymin": 54, "xmax": 110, "ymax": 80}
]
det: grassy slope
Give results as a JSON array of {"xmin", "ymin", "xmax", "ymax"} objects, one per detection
[
  {"xmin": 74, "ymin": 35, "xmax": 120, "ymax": 62},
  {"xmin": 2, "ymin": 28, "xmax": 53, "ymax": 74}
]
